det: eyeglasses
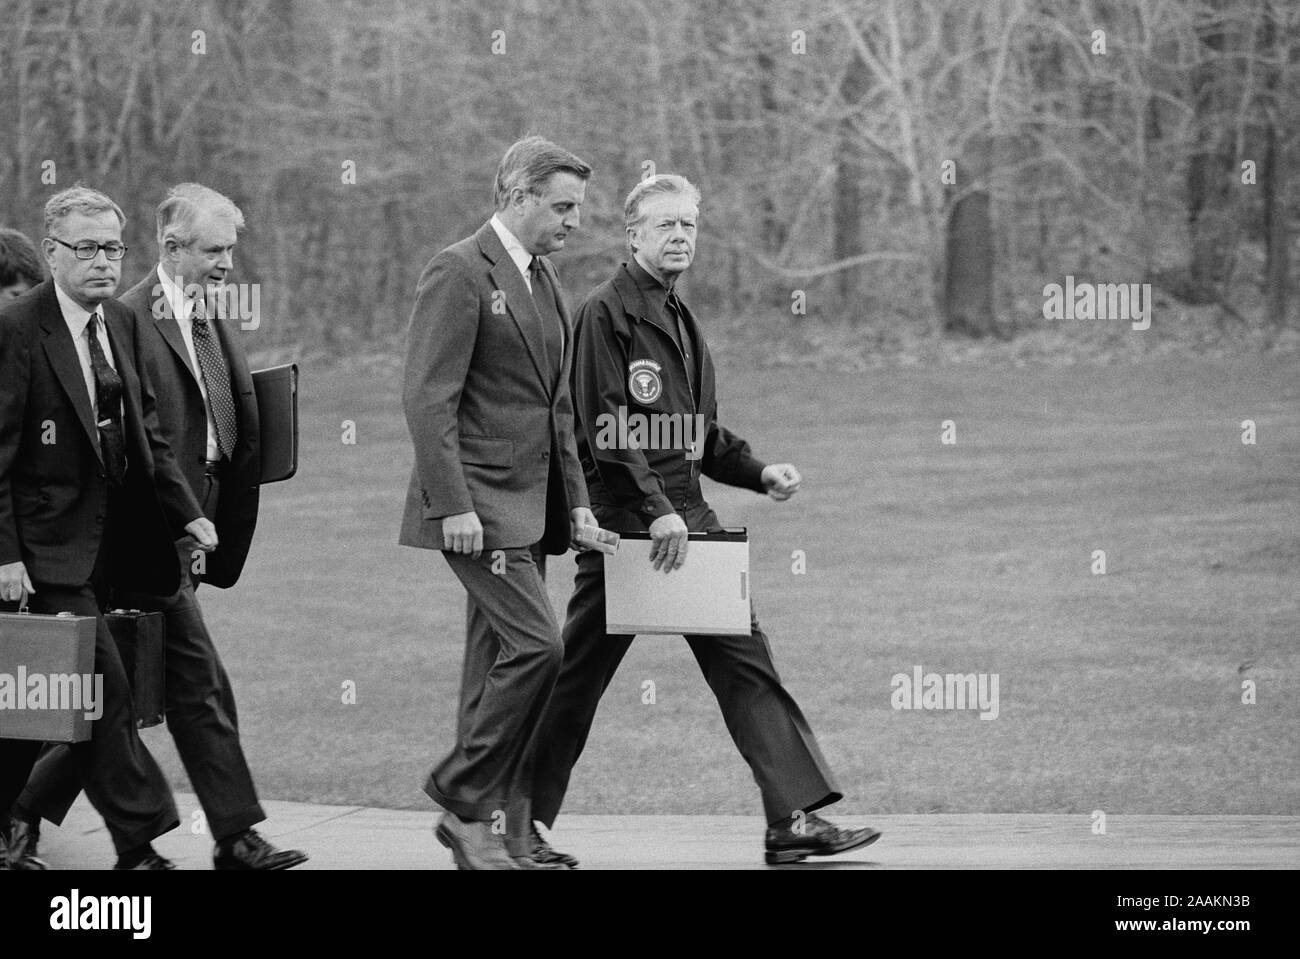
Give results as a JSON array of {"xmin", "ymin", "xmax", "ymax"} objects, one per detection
[{"xmin": 47, "ymin": 237, "xmax": 128, "ymax": 260}]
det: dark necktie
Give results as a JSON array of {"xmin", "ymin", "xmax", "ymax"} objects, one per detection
[
  {"xmin": 529, "ymin": 257, "xmax": 564, "ymax": 388},
  {"xmin": 190, "ymin": 306, "xmax": 238, "ymax": 459},
  {"xmin": 85, "ymin": 314, "xmax": 126, "ymax": 487}
]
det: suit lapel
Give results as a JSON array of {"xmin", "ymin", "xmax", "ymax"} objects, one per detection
[
  {"xmin": 212, "ymin": 314, "xmax": 256, "ymax": 428},
  {"xmin": 37, "ymin": 284, "xmax": 102, "ymax": 462},
  {"xmin": 155, "ymin": 311, "xmax": 200, "ymax": 385},
  {"xmin": 477, "ymin": 223, "xmax": 552, "ymax": 400},
  {"xmin": 130, "ymin": 272, "xmax": 202, "ymax": 387}
]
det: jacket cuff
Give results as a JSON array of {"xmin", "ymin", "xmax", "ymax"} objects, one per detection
[
  {"xmin": 739, "ymin": 457, "xmax": 768, "ymax": 494},
  {"xmin": 637, "ymin": 492, "xmax": 675, "ymax": 526}
]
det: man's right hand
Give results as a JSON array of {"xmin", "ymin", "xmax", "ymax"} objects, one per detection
[
  {"xmin": 185, "ymin": 517, "xmax": 219, "ymax": 551},
  {"xmin": 443, "ymin": 511, "xmax": 484, "ymax": 558},
  {"xmin": 0, "ymin": 560, "xmax": 35, "ymax": 606},
  {"xmin": 648, "ymin": 513, "xmax": 688, "ymax": 573}
]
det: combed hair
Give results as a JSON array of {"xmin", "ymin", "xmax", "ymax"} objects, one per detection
[
  {"xmin": 493, "ymin": 136, "xmax": 592, "ymax": 211},
  {"xmin": 623, "ymin": 174, "xmax": 700, "ymax": 231},
  {"xmin": 156, "ymin": 183, "xmax": 245, "ymax": 247},
  {"xmin": 43, "ymin": 185, "xmax": 126, "ymax": 236},
  {"xmin": 0, "ymin": 227, "xmax": 45, "ymax": 286}
]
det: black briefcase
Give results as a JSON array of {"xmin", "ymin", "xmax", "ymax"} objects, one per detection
[
  {"xmin": 105, "ymin": 609, "xmax": 166, "ymax": 729},
  {"xmin": 252, "ymin": 363, "xmax": 299, "ymax": 483}
]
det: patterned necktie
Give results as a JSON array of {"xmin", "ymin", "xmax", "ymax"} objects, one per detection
[
  {"xmin": 529, "ymin": 257, "xmax": 564, "ymax": 387},
  {"xmin": 190, "ymin": 306, "xmax": 238, "ymax": 459},
  {"xmin": 85, "ymin": 314, "xmax": 126, "ymax": 487}
]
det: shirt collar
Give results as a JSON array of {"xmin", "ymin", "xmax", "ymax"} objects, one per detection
[
  {"xmin": 156, "ymin": 263, "xmax": 199, "ymax": 321},
  {"xmin": 626, "ymin": 257, "xmax": 675, "ymax": 305},
  {"xmin": 53, "ymin": 281, "xmax": 102, "ymax": 339},
  {"xmin": 489, "ymin": 214, "xmax": 534, "ymax": 279}
]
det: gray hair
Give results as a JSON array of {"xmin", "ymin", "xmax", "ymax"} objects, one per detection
[
  {"xmin": 623, "ymin": 174, "xmax": 700, "ymax": 232},
  {"xmin": 156, "ymin": 182, "xmax": 245, "ymax": 247},
  {"xmin": 43, "ymin": 185, "xmax": 126, "ymax": 237},
  {"xmin": 493, "ymin": 136, "xmax": 592, "ymax": 211}
]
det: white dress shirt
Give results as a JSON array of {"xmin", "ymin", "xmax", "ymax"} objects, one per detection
[
  {"xmin": 156, "ymin": 265, "xmax": 220, "ymax": 461},
  {"xmin": 490, "ymin": 214, "xmax": 534, "ymax": 292},
  {"xmin": 53, "ymin": 282, "xmax": 118, "ymax": 423}
]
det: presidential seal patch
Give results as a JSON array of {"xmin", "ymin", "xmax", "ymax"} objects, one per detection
[{"xmin": 628, "ymin": 358, "xmax": 663, "ymax": 404}]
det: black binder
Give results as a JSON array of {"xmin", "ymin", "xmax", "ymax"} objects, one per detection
[{"xmin": 252, "ymin": 363, "xmax": 299, "ymax": 483}]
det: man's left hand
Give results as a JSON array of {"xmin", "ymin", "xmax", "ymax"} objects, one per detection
[
  {"xmin": 570, "ymin": 507, "xmax": 598, "ymax": 550},
  {"xmin": 761, "ymin": 464, "xmax": 802, "ymax": 502}
]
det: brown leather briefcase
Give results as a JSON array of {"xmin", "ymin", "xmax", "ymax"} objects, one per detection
[
  {"xmin": 0, "ymin": 607, "xmax": 98, "ymax": 743},
  {"xmin": 105, "ymin": 609, "xmax": 166, "ymax": 729}
]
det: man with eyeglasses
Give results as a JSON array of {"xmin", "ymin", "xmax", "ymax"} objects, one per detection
[
  {"xmin": 0, "ymin": 185, "xmax": 215, "ymax": 870},
  {"xmin": 8, "ymin": 184, "xmax": 308, "ymax": 871}
]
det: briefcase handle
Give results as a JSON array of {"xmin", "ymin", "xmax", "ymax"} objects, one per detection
[{"xmin": 10, "ymin": 597, "xmax": 74, "ymax": 618}]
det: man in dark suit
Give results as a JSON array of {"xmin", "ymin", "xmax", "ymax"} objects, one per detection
[
  {"xmin": 0, "ymin": 186, "xmax": 215, "ymax": 870},
  {"xmin": 531, "ymin": 174, "xmax": 883, "ymax": 866},
  {"xmin": 400, "ymin": 136, "xmax": 596, "ymax": 870},
  {"xmin": 10, "ymin": 184, "xmax": 307, "ymax": 870}
]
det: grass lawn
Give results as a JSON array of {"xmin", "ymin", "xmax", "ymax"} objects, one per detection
[{"xmin": 140, "ymin": 351, "xmax": 1300, "ymax": 817}]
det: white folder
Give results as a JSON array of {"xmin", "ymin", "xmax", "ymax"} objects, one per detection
[{"xmin": 603, "ymin": 529, "xmax": 751, "ymax": 636}]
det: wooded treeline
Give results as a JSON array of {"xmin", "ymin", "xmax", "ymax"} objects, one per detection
[{"xmin": 1, "ymin": 0, "xmax": 1295, "ymax": 347}]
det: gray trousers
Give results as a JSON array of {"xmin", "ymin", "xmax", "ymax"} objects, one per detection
[{"xmin": 424, "ymin": 544, "xmax": 562, "ymax": 856}]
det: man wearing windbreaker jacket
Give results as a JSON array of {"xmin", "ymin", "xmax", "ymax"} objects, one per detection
[{"xmin": 528, "ymin": 173, "xmax": 882, "ymax": 868}]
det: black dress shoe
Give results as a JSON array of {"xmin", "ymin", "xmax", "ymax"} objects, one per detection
[
  {"xmin": 115, "ymin": 851, "xmax": 176, "ymax": 870},
  {"xmin": 764, "ymin": 813, "xmax": 881, "ymax": 865},
  {"xmin": 529, "ymin": 822, "xmax": 578, "ymax": 869},
  {"xmin": 6, "ymin": 818, "xmax": 48, "ymax": 871},
  {"xmin": 214, "ymin": 829, "xmax": 309, "ymax": 870}
]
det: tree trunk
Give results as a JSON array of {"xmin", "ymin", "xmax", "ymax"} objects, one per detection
[
  {"xmin": 1262, "ymin": 122, "xmax": 1288, "ymax": 326},
  {"xmin": 943, "ymin": 186, "xmax": 997, "ymax": 338},
  {"xmin": 1186, "ymin": 7, "xmax": 1238, "ymax": 303},
  {"xmin": 833, "ymin": 50, "xmax": 869, "ymax": 307}
]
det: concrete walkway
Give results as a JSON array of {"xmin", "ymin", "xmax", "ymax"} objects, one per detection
[{"xmin": 26, "ymin": 793, "xmax": 1299, "ymax": 869}]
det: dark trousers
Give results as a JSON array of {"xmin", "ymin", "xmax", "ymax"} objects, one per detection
[
  {"xmin": 531, "ymin": 502, "xmax": 842, "ymax": 827},
  {"xmin": 0, "ymin": 555, "xmax": 179, "ymax": 854},
  {"xmin": 15, "ymin": 472, "xmax": 264, "ymax": 842},
  {"xmin": 425, "ymin": 544, "xmax": 563, "ymax": 857}
]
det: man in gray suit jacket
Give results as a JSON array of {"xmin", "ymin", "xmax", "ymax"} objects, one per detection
[{"xmin": 400, "ymin": 136, "xmax": 596, "ymax": 870}]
